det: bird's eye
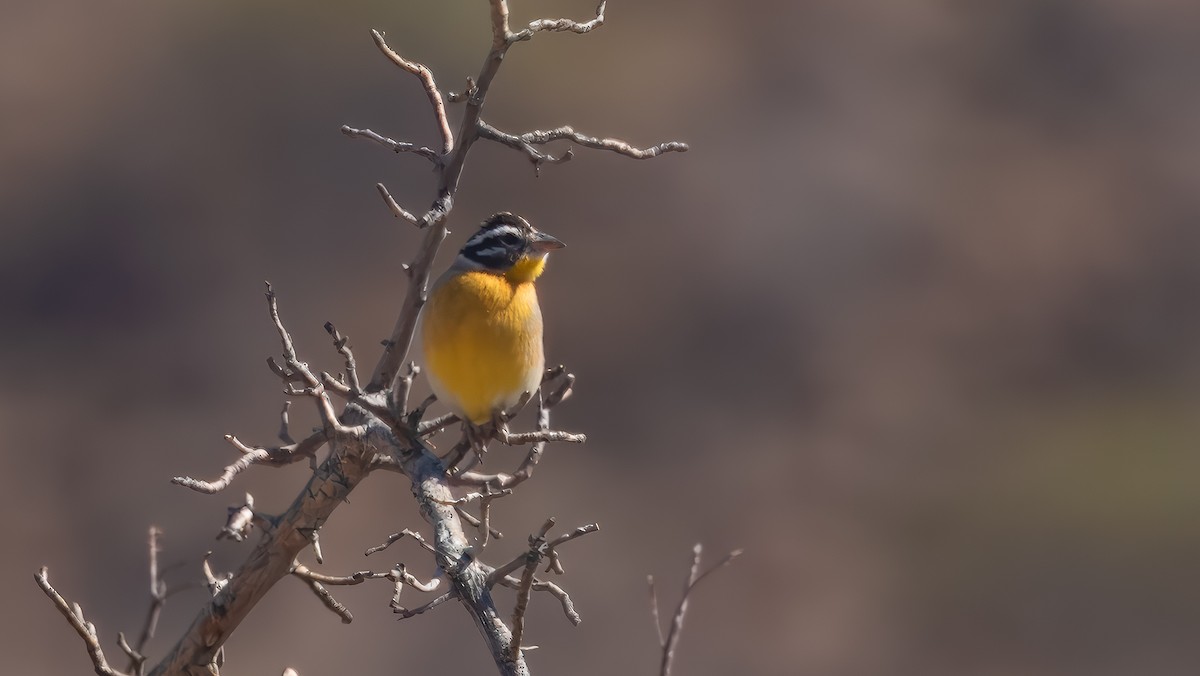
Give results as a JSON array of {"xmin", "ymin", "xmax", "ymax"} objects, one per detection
[{"xmin": 499, "ymin": 233, "xmax": 522, "ymax": 246}]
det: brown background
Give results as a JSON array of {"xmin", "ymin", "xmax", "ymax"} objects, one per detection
[{"xmin": 5, "ymin": 1, "xmax": 1200, "ymax": 674}]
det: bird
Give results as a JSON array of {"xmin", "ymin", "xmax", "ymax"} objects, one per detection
[{"xmin": 420, "ymin": 212, "xmax": 565, "ymax": 432}]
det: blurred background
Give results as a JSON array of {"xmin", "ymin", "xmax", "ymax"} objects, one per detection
[{"xmin": 5, "ymin": 0, "xmax": 1200, "ymax": 674}]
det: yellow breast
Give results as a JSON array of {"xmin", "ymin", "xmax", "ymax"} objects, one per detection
[{"xmin": 421, "ymin": 269, "xmax": 545, "ymax": 424}]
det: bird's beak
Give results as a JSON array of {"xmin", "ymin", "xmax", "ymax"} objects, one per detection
[{"xmin": 527, "ymin": 231, "xmax": 565, "ymax": 254}]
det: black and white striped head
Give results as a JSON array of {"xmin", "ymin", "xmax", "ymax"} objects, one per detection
[{"xmin": 455, "ymin": 212, "xmax": 565, "ymax": 279}]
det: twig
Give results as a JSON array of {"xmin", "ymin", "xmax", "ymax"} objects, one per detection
[
  {"xmin": 277, "ymin": 402, "xmax": 295, "ymax": 445},
  {"xmin": 394, "ymin": 591, "xmax": 454, "ymax": 619},
  {"xmin": 477, "ymin": 121, "xmax": 572, "ymax": 175},
  {"xmin": 340, "ymin": 125, "xmax": 441, "ymax": 164},
  {"xmin": 324, "ymin": 322, "xmax": 362, "ymax": 395},
  {"xmin": 544, "ymin": 523, "xmax": 600, "ymax": 574},
  {"xmin": 648, "ymin": 576, "xmax": 665, "ymax": 648},
  {"xmin": 364, "ymin": 528, "xmax": 439, "ymax": 558},
  {"xmin": 395, "ymin": 361, "xmax": 421, "ymax": 419},
  {"xmin": 171, "ymin": 431, "xmax": 326, "ymax": 494},
  {"xmin": 497, "ymin": 428, "xmax": 587, "ymax": 445},
  {"xmin": 455, "ymin": 505, "xmax": 504, "ymax": 541},
  {"xmin": 125, "ymin": 527, "xmax": 166, "ymax": 673},
  {"xmin": 452, "ymin": 388, "xmax": 579, "ymax": 489},
  {"xmin": 116, "ymin": 633, "xmax": 145, "ymax": 675},
  {"xmin": 508, "ymin": 518, "xmax": 557, "ymax": 662},
  {"xmin": 264, "ymin": 283, "xmax": 366, "ymax": 438},
  {"xmin": 487, "ymin": 520, "xmax": 598, "ymax": 586},
  {"xmin": 508, "ymin": 1, "xmax": 607, "ymax": 42},
  {"xmin": 375, "ymin": 183, "xmax": 419, "ymax": 224},
  {"xmin": 292, "ymin": 562, "xmax": 440, "ymax": 592},
  {"xmin": 369, "ymin": 29, "xmax": 453, "ymax": 155},
  {"xmin": 418, "ymin": 412, "xmax": 459, "ymax": 437},
  {"xmin": 447, "ymin": 76, "xmax": 477, "ymax": 103},
  {"xmin": 296, "ymin": 576, "xmax": 354, "ymax": 624},
  {"xmin": 217, "ymin": 493, "xmax": 259, "ymax": 542},
  {"xmin": 653, "ymin": 545, "xmax": 743, "ymax": 676},
  {"xmin": 478, "ymin": 121, "xmax": 688, "ymax": 162},
  {"xmin": 495, "ymin": 575, "xmax": 581, "ymax": 626},
  {"xmin": 436, "ymin": 488, "xmax": 512, "ymax": 547},
  {"xmin": 35, "ymin": 568, "xmax": 129, "ymax": 676},
  {"xmin": 291, "ymin": 562, "xmax": 443, "ymax": 622}
]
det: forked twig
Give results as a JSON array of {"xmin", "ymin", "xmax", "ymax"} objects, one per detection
[
  {"xmin": 35, "ymin": 568, "xmax": 129, "ymax": 676},
  {"xmin": 369, "ymin": 29, "xmax": 453, "ymax": 154},
  {"xmin": 651, "ymin": 545, "xmax": 742, "ymax": 676},
  {"xmin": 171, "ymin": 431, "xmax": 326, "ymax": 494}
]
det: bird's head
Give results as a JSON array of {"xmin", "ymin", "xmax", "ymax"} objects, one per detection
[{"xmin": 455, "ymin": 212, "xmax": 565, "ymax": 283}]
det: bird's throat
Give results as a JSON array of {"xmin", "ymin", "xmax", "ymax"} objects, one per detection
[{"xmin": 504, "ymin": 254, "xmax": 548, "ymax": 284}]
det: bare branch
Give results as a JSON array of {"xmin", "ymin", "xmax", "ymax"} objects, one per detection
[
  {"xmin": 509, "ymin": 2, "xmax": 607, "ymax": 42},
  {"xmin": 395, "ymin": 361, "xmax": 421, "ymax": 419},
  {"xmin": 656, "ymin": 545, "xmax": 743, "ymax": 676},
  {"xmin": 437, "ymin": 487, "xmax": 512, "ymax": 547},
  {"xmin": 125, "ymin": 527, "xmax": 166, "ymax": 673},
  {"xmin": 277, "ymin": 402, "xmax": 295, "ymax": 445},
  {"xmin": 291, "ymin": 561, "xmax": 444, "ymax": 623},
  {"xmin": 265, "ymin": 284, "xmax": 369, "ymax": 438},
  {"xmin": 35, "ymin": 568, "xmax": 129, "ymax": 676},
  {"xmin": 324, "ymin": 322, "xmax": 362, "ymax": 395},
  {"xmin": 116, "ymin": 633, "xmax": 145, "ymax": 675},
  {"xmin": 364, "ymin": 528, "xmax": 441, "ymax": 559},
  {"xmin": 376, "ymin": 183, "xmax": 419, "ymax": 224},
  {"xmin": 496, "ymin": 575, "xmax": 581, "ymax": 626},
  {"xmin": 340, "ymin": 125, "xmax": 441, "ymax": 164},
  {"xmin": 455, "ymin": 504, "xmax": 505, "ymax": 542},
  {"xmin": 508, "ymin": 551, "xmax": 540, "ymax": 661},
  {"xmin": 418, "ymin": 412, "xmax": 460, "ymax": 437},
  {"xmin": 497, "ymin": 428, "xmax": 587, "ymax": 445},
  {"xmin": 648, "ymin": 575, "xmax": 665, "ymax": 648},
  {"xmin": 452, "ymin": 388, "xmax": 580, "ymax": 489},
  {"xmin": 171, "ymin": 431, "xmax": 326, "ymax": 494},
  {"xmin": 265, "ymin": 284, "xmax": 319, "ymax": 389},
  {"xmin": 296, "ymin": 575, "xmax": 354, "ymax": 624},
  {"xmin": 477, "ymin": 120, "xmax": 572, "ymax": 174},
  {"xmin": 447, "ymin": 76, "xmax": 477, "ymax": 103},
  {"xmin": 544, "ymin": 523, "xmax": 600, "ymax": 574},
  {"xmin": 135, "ymin": 2, "xmax": 683, "ymax": 673},
  {"xmin": 479, "ymin": 121, "xmax": 688, "ymax": 162},
  {"xmin": 506, "ymin": 519, "xmax": 557, "ymax": 662},
  {"xmin": 369, "ymin": 29, "xmax": 454, "ymax": 154},
  {"xmin": 395, "ymin": 591, "xmax": 454, "ymax": 619}
]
